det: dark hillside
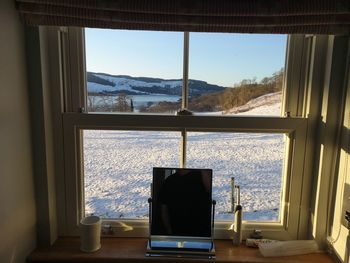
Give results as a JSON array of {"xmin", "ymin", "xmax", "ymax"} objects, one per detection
[{"xmin": 87, "ymin": 72, "xmax": 115, "ymax": 87}]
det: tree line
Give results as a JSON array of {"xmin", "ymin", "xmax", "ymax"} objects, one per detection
[{"xmin": 87, "ymin": 93, "xmax": 134, "ymax": 112}]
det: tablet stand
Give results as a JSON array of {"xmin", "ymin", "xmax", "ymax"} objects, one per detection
[{"xmin": 146, "ymin": 197, "xmax": 216, "ymax": 259}]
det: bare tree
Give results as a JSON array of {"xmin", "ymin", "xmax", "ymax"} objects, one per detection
[{"xmin": 115, "ymin": 93, "xmax": 131, "ymax": 112}]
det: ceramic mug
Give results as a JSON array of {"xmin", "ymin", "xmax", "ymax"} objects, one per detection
[{"xmin": 80, "ymin": 215, "xmax": 101, "ymax": 252}]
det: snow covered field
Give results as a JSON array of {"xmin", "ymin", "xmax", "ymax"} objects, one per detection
[{"xmin": 84, "ymin": 95, "xmax": 285, "ymax": 222}]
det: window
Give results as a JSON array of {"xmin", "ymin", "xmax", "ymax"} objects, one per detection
[
  {"xmin": 85, "ymin": 29, "xmax": 183, "ymax": 114},
  {"xmin": 59, "ymin": 28, "xmax": 310, "ymax": 238},
  {"xmin": 188, "ymin": 33, "xmax": 286, "ymax": 116}
]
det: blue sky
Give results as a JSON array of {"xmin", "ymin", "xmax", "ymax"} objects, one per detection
[{"xmin": 85, "ymin": 28, "xmax": 287, "ymax": 87}]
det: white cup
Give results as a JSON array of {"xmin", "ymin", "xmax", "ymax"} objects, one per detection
[{"xmin": 80, "ymin": 215, "xmax": 101, "ymax": 252}]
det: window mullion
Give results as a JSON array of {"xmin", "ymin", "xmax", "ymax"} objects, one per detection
[
  {"xmin": 182, "ymin": 32, "xmax": 190, "ymax": 110},
  {"xmin": 283, "ymin": 35, "xmax": 310, "ymax": 117},
  {"xmin": 64, "ymin": 27, "xmax": 86, "ymax": 113},
  {"xmin": 181, "ymin": 32, "xmax": 190, "ymax": 167},
  {"xmin": 181, "ymin": 129, "xmax": 187, "ymax": 168}
]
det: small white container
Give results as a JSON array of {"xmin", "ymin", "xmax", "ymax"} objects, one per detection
[{"xmin": 80, "ymin": 216, "xmax": 101, "ymax": 252}]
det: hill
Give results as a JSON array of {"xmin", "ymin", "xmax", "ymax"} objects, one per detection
[{"xmin": 87, "ymin": 72, "xmax": 225, "ymax": 96}]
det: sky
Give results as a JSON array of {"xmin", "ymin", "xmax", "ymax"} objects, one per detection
[{"xmin": 85, "ymin": 28, "xmax": 287, "ymax": 87}]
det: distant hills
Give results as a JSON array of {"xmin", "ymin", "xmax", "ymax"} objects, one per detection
[{"xmin": 87, "ymin": 72, "xmax": 226, "ymax": 96}]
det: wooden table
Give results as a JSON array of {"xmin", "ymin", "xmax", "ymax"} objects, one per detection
[{"xmin": 27, "ymin": 238, "xmax": 336, "ymax": 263}]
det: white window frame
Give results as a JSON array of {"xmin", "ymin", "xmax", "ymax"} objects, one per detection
[{"xmin": 52, "ymin": 27, "xmax": 313, "ymax": 239}]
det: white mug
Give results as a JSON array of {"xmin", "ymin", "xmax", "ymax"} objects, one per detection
[{"xmin": 80, "ymin": 215, "xmax": 101, "ymax": 252}]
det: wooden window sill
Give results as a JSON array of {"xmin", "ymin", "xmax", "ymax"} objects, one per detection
[{"xmin": 27, "ymin": 237, "xmax": 335, "ymax": 263}]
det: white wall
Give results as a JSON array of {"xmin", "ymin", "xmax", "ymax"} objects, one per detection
[
  {"xmin": 329, "ymin": 65, "xmax": 350, "ymax": 262},
  {"xmin": 0, "ymin": 0, "xmax": 37, "ymax": 262}
]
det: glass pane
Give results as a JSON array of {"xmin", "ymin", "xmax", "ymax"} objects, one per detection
[
  {"xmin": 186, "ymin": 132, "xmax": 286, "ymax": 222},
  {"xmin": 85, "ymin": 29, "xmax": 183, "ymax": 114},
  {"xmin": 83, "ymin": 130, "xmax": 181, "ymax": 219},
  {"xmin": 188, "ymin": 33, "xmax": 287, "ymax": 116}
]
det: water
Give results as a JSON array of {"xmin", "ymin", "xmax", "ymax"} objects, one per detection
[
  {"xmin": 88, "ymin": 94, "xmax": 181, "ymax": 110},
  {"xmin": 130, "ymin": 94, "xmax": 181, "ymax": 108}
]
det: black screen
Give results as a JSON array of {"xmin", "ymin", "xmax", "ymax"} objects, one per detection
[{"xmin": 151, "ymin": 168, "xmax": 213, "ymax": 237}]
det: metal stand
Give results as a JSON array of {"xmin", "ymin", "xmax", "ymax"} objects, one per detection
[
  {"xmin": 146, "ymin": 197, "xmax": 216, "ymax": 259},
  {"xmin": 147, "ymin": 197, "xmax": 152, "ymax": 246},
  {"xmin": 211, "ymin": 200, "xmax": 216, "ymax": 251}
]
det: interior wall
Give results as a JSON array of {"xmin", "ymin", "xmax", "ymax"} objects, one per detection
[
  {"xmin": 329, "ymin": 45, "xmax": 350, "ymax": 262},
  {"xmin": 0, "ymin": 0, "xmax": 37, "ymax": 262},
  {"xmin": 25, "ymin": 26, "xmax": 58, "ymax": 246}
]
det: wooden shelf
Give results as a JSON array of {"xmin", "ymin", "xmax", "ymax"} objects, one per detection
[{"xmin": 27, "ymin": 237, "xmax": 335, "ymax": 263}]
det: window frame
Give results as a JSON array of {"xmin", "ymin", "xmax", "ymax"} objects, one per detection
[
  {"xmin": 63, "ymin": 113, "xmax": 307, "ymax": 239},
  {"xmin": 54, "ymin": 27, "xmax": 311, "ymax": 239}
]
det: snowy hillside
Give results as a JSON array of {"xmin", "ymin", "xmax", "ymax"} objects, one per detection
[
  {"xmin": 84, "ymin": 94, "xmax": 284, "ymax": 222},
  {"xmin": 226, "ymin": 91, "xmax": 282, "ymax": 116},
  {"xmin": 88, "ymin": 75, "xmax": 181, "ymax": 94},
  {"xmin": 87, "ymin": 72, "xmax": 225, "ymax": 96}
]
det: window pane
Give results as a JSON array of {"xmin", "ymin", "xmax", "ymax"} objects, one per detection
[
  {"xmin": 85, "ymin": 29, "xmax": 183, "ymax": 114},
  {"xmin": 186, "ymin": 132, "xmax": 286, "ymax": 222},
  {"xmin": 83, "ymin": 130, "xmax": 181, "ymax": 219},
  {"xmin": 188, "ymin": 33, "xmax": 287, "ymax": 116}
]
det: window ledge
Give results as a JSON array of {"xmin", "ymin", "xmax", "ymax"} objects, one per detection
[{"xmin": 27, "ymin": 237, "xmax": 335, "ymax": 263}]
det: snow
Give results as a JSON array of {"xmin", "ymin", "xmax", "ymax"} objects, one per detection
[
  {"xmin": 227, "ymin": 92, "xmax": 282, "ymax": 116},
  {"xmin": 238, "ymin": 103, "xmax": 281, "ymax": 116},
  {"xmin": 83, "ymin": 92, "xmax": 285, "ymax": 222},
  {"xmin": 199, "ymin": 92, "xmax": 282, "ymax": 117}
]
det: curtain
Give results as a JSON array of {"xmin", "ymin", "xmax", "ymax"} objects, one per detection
[{"xmin": 16, "ymin": 0, "xmax": 350, "ymax": 34}]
